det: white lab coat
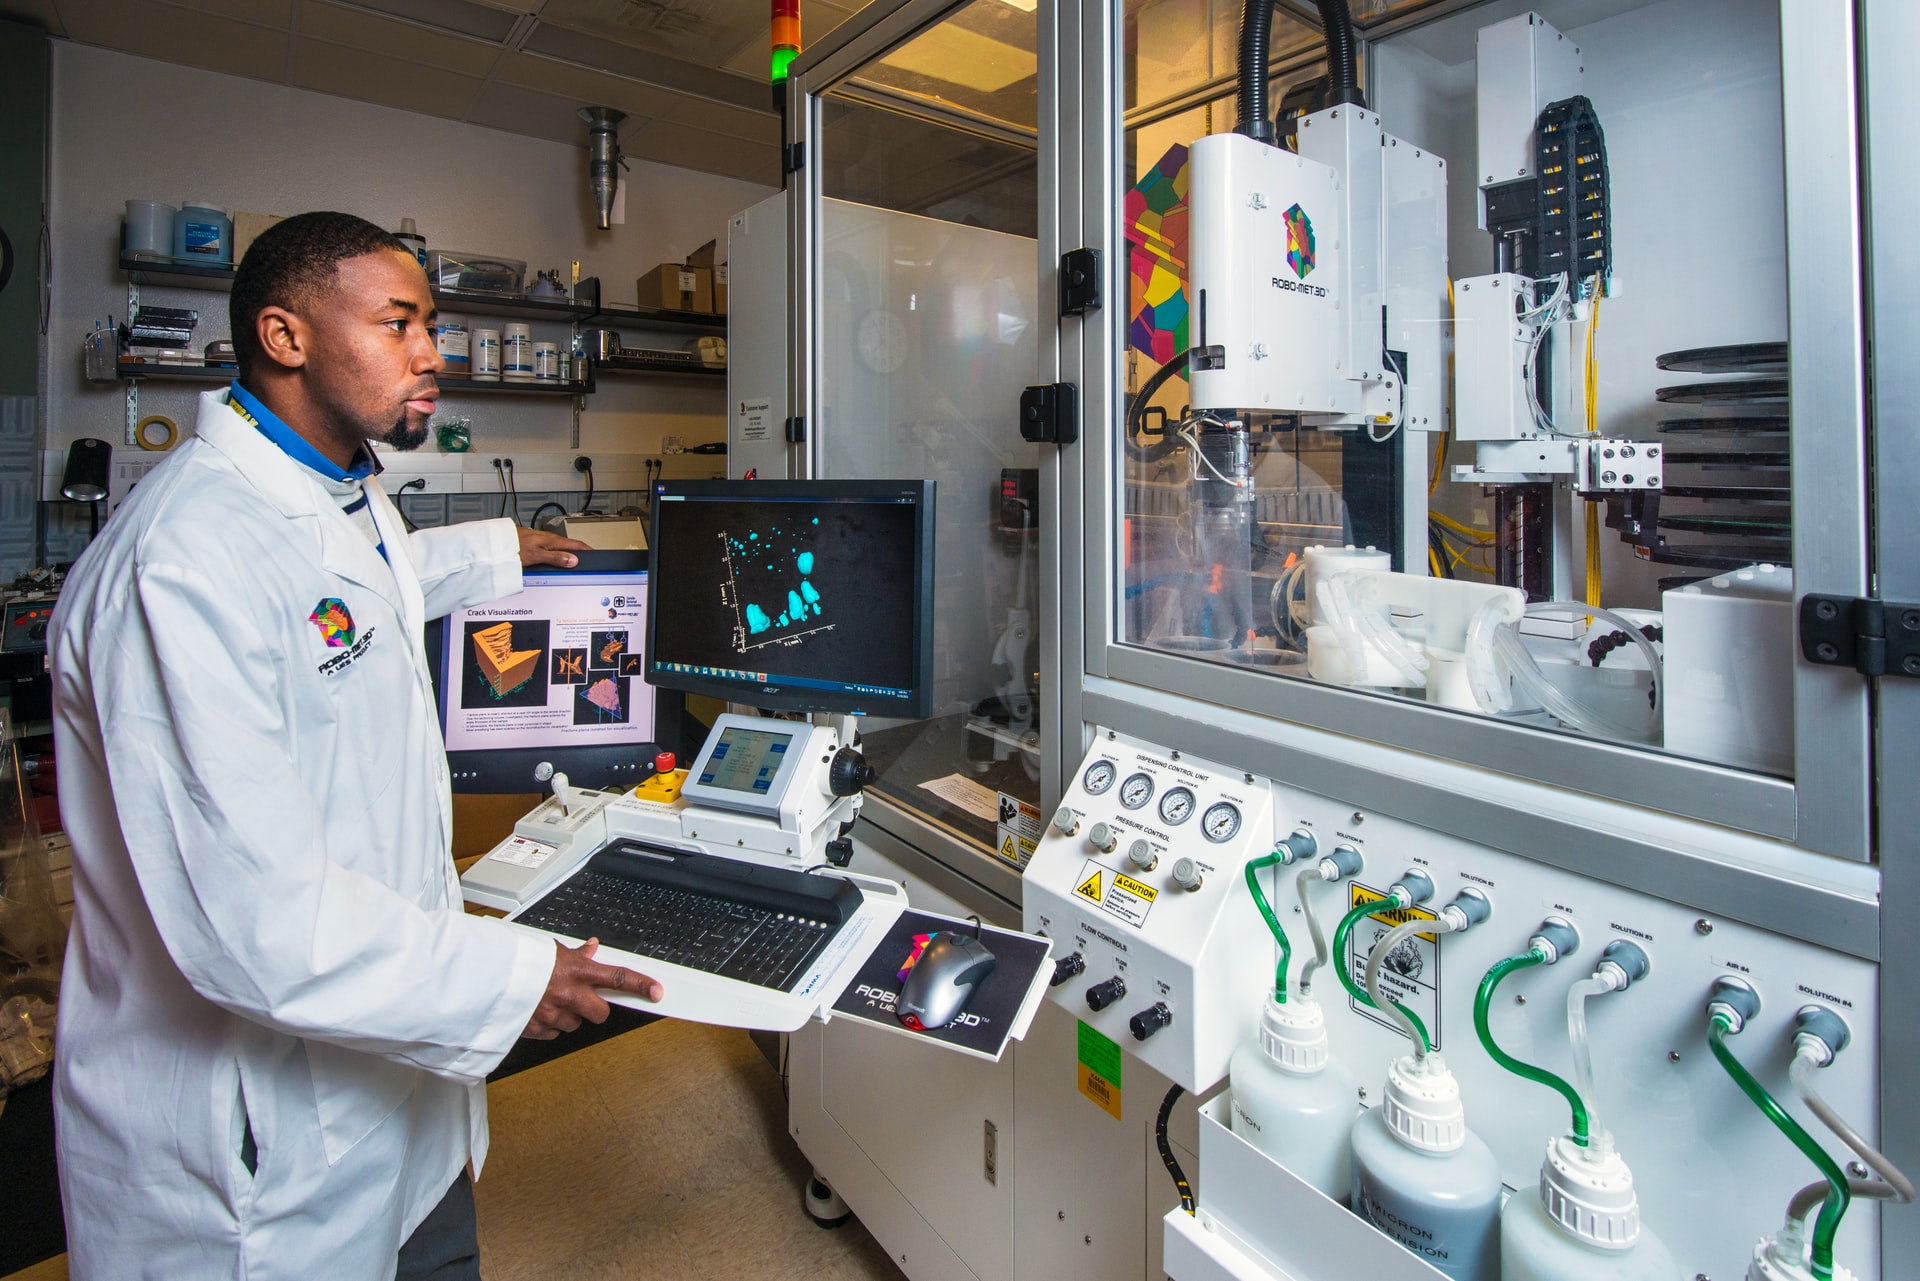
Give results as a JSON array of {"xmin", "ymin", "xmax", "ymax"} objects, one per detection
[{"xmin": 50, "ymin": 388, "xmax": 557, "ymax": 1280}]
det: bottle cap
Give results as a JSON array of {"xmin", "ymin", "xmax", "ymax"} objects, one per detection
[
  {"xmin": 1381, "ymin": 1053, "xmax": 1466, "ymax": 1153},
  {"xmin": 1257, "ymin": 994, "xmax": 1330, "ymax": 1074},
  {"xmin": 400, "ymin": 217, "xmax": 419, "ymax": 236},
  {"xmin": 1539, "ymin": 1134, "xmax": 1639, "ymax": 1249}
]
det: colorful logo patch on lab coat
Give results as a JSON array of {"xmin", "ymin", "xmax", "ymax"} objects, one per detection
[{"xmin": 309, "ymin": 598, "xmax": 356, "ymax": 648}]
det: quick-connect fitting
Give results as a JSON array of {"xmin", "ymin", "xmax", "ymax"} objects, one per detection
[
  {"xmin": 1319, "ymin": 842, "xmax": 1364, "ymax": 882},
  {"xmin": 1793, "ymin": 1005, "xmax": 1851, "ymax": 1065},
  {"xmin": 1438, "ymin": 888, "xmax": 1492, "ymax": 933},
  {"xmin": 1529, "ymin": 916, "xmax": 1581, "ymax": 965},
  {"xmin": 1708, "ymin": 976, "xmax": 1762, "ymax": 1034},
  {"xmin": 1389, "ymin": 868, "xmax": 1435, "ymax": 908},
  {"xmin": 1599, "ymin": 939, "xmax": 1651, "ymax": 989},
  {"xmin": 1275, "ymin": 828, "xmax": 1319, "ymax": 864}
]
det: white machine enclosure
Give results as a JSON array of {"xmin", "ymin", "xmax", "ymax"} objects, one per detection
[
  {"xmin": 1023, "ymin": 731, "xmax": 1276, "ymax": 1092},
  {"xmin": 1662, "ymin": 563, "xmax": 1796, "ymax": 777},
  {"xmin": 1451, "ymin": 272, "xmax": 1541, "ymax": 443},
  {"xmin": 1474, "ymin": 12, "xmax": 1584, "ymax": 223},
  {"xmin": 1383, "ymin": 137, "xmax": 1449, "ymax": 435}
]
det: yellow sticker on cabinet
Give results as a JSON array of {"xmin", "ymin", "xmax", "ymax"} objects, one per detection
[{"xmin": 1074, "ymin": 859, "xmax": 1156, "ymax": 928}]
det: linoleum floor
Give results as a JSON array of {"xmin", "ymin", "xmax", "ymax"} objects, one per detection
[{"xmin": 2, "ymin": 1020, "xmax": 907, "ymax": 1281}]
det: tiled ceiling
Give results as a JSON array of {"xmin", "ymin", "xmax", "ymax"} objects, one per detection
[{"xmin": 0, "ymin": 0, "xmax": 878, "ymax": 185}]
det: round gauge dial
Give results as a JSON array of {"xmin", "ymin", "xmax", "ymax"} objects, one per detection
[
  {"xmin": 1201, "ymin": 802, "xmax": 1242, "ymax": 843},
  {"xmin": 1119, "ymin": 772, "xmax": 1155, "ymax": 810},
  {"xmin": 1083, "ymin": 759, "xmax": 1118, "ymax": 795},
  {"xmin": 1158, "ymin": 786, "xmax": 1196, "ymax": 825},
  {"xmin": 856, "ymin": 309, "xmax": 909, "ymax": 374}
]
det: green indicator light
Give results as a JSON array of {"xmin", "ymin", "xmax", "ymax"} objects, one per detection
[{"xmin": 771, "ymin": 47, "xmax": 798, "ymax": 81}]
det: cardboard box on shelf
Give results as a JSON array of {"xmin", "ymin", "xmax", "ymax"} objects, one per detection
[
  {"xmin": 637, "ymin": 261, "xmax": 713, "ymax": 313},
  {"xmin": 231, "ymin": 212, "xmax": 285, "ymax": 262},
  {"xmin": 689, "ymin": 239, "xmax": 726, "ymax": 314}
]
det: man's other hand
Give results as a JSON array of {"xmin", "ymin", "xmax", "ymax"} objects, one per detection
[
  {"xmin": 522, "ymin": 939, "xmax": 664, "ymax": 1040},
  {"xmin": 517, "ymin": 527, "xmax": 593, "ymax": 569}
]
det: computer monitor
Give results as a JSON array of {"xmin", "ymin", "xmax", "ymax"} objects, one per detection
[
  {"xmin": 430, "ymin": 550, "xmax": 682, "ymax": 792},
  {"xmin": 645, "ymin": 479, "xmax": 936, "ymax": 718}
]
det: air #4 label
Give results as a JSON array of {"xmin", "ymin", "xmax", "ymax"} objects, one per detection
[
  {"xmin": 1345, "ymin": 883, "xmax": 1442, "ymax": 1049},
  {"xmin": 1072, "ymin": 859, "xmax": 1159, "ymax": 928}
]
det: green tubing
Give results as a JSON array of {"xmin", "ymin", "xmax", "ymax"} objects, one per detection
[
  {"xmin": 1710, "ymin": 1014, "xmax": 1849, "ymax": 1280},
  {"xmin": 1473, "ymin": 950, "xmax": 1591, "ymax": 1147},
  {"xmin": 1244, "ymin": 854, "xmax": 1292, "ymax": 1002},
  {"xmin": 1331, "ymin": 899, "xmax": 1431, "ymax": 1053}
]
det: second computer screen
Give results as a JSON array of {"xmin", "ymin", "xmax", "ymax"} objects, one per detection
[{"xmin": 649, "ymin": 491, "xmax": 920, "ymax": 702}]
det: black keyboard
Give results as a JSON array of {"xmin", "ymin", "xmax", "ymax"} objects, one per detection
[{"xmin": 516, "ymin": 840, "xmax": 860, "ymax": 992}]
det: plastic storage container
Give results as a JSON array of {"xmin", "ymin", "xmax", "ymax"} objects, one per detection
[
  {"xmin": 394, "ymin": 218, "xmax": 427, "ymax": 269},
  {"xmin": 426, "ymin": 250, "xmax": 525, "ymax": 296},
  {"xmin": 124, "ymin": 200, "xmax": 174, "ymax": 260},
  {"xmin": 173, "ymin": 202, "xmax": 231, "ymax": 265},
  {"xmin": 435, "ymin": 317, "xmax": 469, "ymax": 372},
  {"xmin": 533, "ymin": 341, "xmax": 559, "ymax": 382},
  {"xmin": 502, "ymin": 323, "xmax": 534, "ymax": 382},
  {"xmin": 1350, "ymin": 1054, "xmax": 1502, "ymax": 1281},
  {"xmin": 1228, "ymin": 995, "xmax": 1358, "ymax": 1202},
  {"xmin": 472, "ymin": 329, "xmax": 501, "ymax": 381},
  {"xmin": 1500, "ymin": 1137, "xmax": 1679, "ymax": 1281}
]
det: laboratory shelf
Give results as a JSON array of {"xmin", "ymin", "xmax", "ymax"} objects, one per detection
[
  {"xmin": 436, "ymin": 377, "xmax": 587, "ymax": 396},
  {"xmin": 115, "ymin": 360, "xmax": 233, "ymax": 382},
  {"xmin": 581, "ymin": 301, "xmax": 727, "ymax": 335},
  {"xmin": 591, "ymin": 358, "xmax": 726, "ymax": 378},
  {"xmin": 119, "ymin": 255, "xmax": 595, "ymax": 323}
]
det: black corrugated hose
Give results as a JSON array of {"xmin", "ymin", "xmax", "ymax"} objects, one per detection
[
  {"xmin": 1317, "ymin": 0, "xmax": 1367, "ymax": 109},
  {"xmin": 1158, "ymin": 1083, "xmax": 1196, "ymax": 1215},
  {"xmin": 1235, "ymin": 0, "xmax": 1278, "ymax": 143}
]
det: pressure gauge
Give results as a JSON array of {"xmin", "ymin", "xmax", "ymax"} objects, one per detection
[
  {"xmin": 1201, "ymin": 801, "xmax": 1242, "ymax": 843},
  {"xmin": 1119, "ymin": 772, "xmax": 1155, "ymax": 810},
  {"xmin": 1158, "ymin": 786, "xmax": 1195, "ymax": 825},
  {"xmin": 1083, "ymin": 759, "xmax": 1118, "ymax": 795}
]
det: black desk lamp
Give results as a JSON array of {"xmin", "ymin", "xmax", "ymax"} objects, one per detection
[{"xmin": 61, "ymin": 437, "xmax": 111, "ymax": 539}]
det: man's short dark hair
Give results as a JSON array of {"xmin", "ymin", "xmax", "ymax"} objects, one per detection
[{"xmin": 230, "ymin": 212, "xmax": 409, "ymax": 376}]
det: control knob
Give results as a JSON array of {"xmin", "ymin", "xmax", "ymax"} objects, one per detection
[
  {"xmin": 1127, "ymin": 839, "xmax": 1157, "ymax": 872},
  {"xmin": 1050, "ymin": 953, "xmax": 1085, "ymax": 987},
  {"xmin": 1085, "ymin": 976, "xmax": 1127, "ymax": 1011},
  {"xmin": 1129, "ymin": 1002, "xmax": 1173, "ymax": 1041},
  {"xmin": 1088, "ymin": 822, "xmax": 1119, "ymax": 854},
  {"xmin": 1171, "ymin": 857, "xmax": 1202, "ymax": 891},
  {"xmin": 1053, "ymin": 806, "xmax": 1080, "ymax": 837}
]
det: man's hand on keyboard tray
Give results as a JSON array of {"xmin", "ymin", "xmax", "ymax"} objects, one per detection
[{"xmin": 523, "ymin": 938, "xmax": 665, "ymax": 1040}]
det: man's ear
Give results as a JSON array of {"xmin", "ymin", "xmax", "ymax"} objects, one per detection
[{"xmin": 255, "ymin": 306, "xmax": 307, "ymax": 371}]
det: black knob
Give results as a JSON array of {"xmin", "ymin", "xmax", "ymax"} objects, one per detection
[
  {"xmin": 828, "ymin": 747, "xmax": 878, "ymax": 797},
  {"xmin": 1050, "ymin": 953, "xmax": 1085, "ymax": 987},
  {"xmin": 1085, "ymin": 976, "xmax": 1127, "ymax": 1011},
  {"xmin": 1129, "ymin": 1002, "xmax": 1173, "ymax": 1041},
  {"xmin": 824, "ymin": 836, "xmax": 854, "ymax": 867}
]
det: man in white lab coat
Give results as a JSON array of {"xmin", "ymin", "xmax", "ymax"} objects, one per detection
[{"xmin": 48, "ymin": 212, "xmax": 663, "ymax": 1280}]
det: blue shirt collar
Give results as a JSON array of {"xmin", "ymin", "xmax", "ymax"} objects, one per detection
[{"xmin": 228, "ymin": 381, "xmax": 379, "ymax": 484}]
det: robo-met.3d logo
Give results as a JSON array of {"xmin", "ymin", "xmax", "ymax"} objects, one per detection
[{"xmin": 1271, "ymin": 203, "xmax": 1328, "ymax": 298}]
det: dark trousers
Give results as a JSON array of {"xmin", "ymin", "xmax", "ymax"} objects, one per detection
[{"xmin": 396, "ymin": 1170, "xmax": 482, "ymax": 1281}]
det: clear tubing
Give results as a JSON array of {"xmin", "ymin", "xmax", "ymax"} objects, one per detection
[
  {"xmin": 1791, "ymin": 1048, "xmax": 1915, "ymax": 1204},
  {"xmin": 1350, "ymin": 577, "xmax": 1429, "ymax": 685},
  {"xmin": 1473, "ymin": 949, "xmax": 1591, "ymax": 1145},
  {"xmin": 1243, "ymin": 853, "xmax": 1293, "ymax": 1002},
  {"xmin": 1331, "ymin": 900, "xmax": 1431, "ymax": 1053},
  {"xmin": 1790, "ymin": 1178, "xmax": 1900, "ymax": 1227},
  {"xmin": 1709, "ymin": 1014, "xmax": 1848, "ymax": 1279},
  {"xmin": 1465, "ymin": 594, "xmax": 1523, "ymax": 713},
  {"xmin": 1295, "ymin": 865, "xmax": 1333, "ymax": 994},
  {"xmin": 1517, "ymin": 601, "xmax": 1666, "ymax": 725},
  {"xmin": 1566, "ymin": 976, "xmax": 1615, "ymax": 1140},
  {"xmin": 1365, "ymin": 917, "xmax": 1452, "ymax": 1058},
  {"xmin": 1494, "ymin": 626, "xmax": 1649, "ymax": 742}
]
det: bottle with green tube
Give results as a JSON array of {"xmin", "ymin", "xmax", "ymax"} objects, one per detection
[
  {"xmin": 1226, "ymin": 831, "xmax": 1360, "ymax": 1202},
  {"xmin": 1340, "ymin": 874, "xmax": 1503, "ymax": 1281},
  {"xmin": 1479, "ymin": 929, "xmax": 1680, "ymax": 1281}
]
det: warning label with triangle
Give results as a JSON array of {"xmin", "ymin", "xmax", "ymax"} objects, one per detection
[
  {"xmin": 1000, "ymin": 835, "xmax": 1019, "ymax": 861},
  {"xmin": 1074, "ymin": 869, "xmax": 1104, "ymax": 903}
]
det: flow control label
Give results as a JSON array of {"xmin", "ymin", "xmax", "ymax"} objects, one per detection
[
  {"xmin": 1345, "ymin": 883, "xmax": 1442, "ymax": 1049},
  {"xmin": 1077, "ymin": 1020, "xmax": 1123, "ymax": 1120},
  {"xmin": 1073, "ymin": 859, "xmax": 1157, "ymax": 928}
]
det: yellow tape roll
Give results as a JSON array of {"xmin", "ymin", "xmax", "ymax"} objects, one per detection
[{"xmin": 135, "ymin": 414, "xmax": 177, "ymax": 451}]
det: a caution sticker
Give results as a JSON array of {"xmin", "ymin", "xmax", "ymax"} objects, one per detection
[
  {"xmin": 1077, "ymin": 1020, "xmax": 1122, "ymax": 1120},
  {"xmin": 1072, "ymin": 859, "xmax": 1158, "ymax": 928},
  {"xmin": 995, "ymin": 793, "xmax": 1043, "ymax": 867},
  {"xmin": 1345, "ymin": 882, "xmax": 1443, "ymax": 1048}
]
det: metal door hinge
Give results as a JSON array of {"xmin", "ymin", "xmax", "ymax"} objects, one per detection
[
  {"xmin": 1800, "ymin": 594, "xmax": 1920, "ymax": 678},
  {"xmin": 784, "ymin": 415, "xmax": 806, "ymax": 443},
  {"xmin": 1019, "ymin": 382, "xmax": 1077, "ymax": 446},
  {"xmin": 783, "ymin": 142, "xmax": 805, "ymax": 174},
  {"xmin": 1060, "ymin": 247, "xmax": 1101, "ymax": 316}
]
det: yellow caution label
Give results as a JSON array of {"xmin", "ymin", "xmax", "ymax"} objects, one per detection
[
  {"xmin": 1077, "ymin": 1063, "xmax": 1123, "ymax": 1119},
  {"xmin": 1350, "ymin": 883, "xmax": 1438, "ymax": 940},
  {"xmin": 1075, "ymin": 869, "xmax": 1105, "ymax": 903},
  {"xmin": 999, "ymin": 835, "xmax": 1019, "ymax": 862},
  {"xmin": 1114, "ymin": 873, "xmax": 1158, "ymax": 903}
]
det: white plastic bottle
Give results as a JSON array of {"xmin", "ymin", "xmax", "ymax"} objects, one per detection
[
  {"xmin": 1500, "ymin": 1135, "xmax": 1679, "ymax": 1280},
  {"xmin": 1351, "ymin": 1053, "xmax": 1503, "ymax": 1281},
  {"xmin": 1228, "ymin": 994, "xmax": 1358, "ymax": 1202}
]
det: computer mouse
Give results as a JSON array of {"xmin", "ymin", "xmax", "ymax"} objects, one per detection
[{"xmin": 897, "ymin": 931, "xmax": 996, "ymax": 1031}]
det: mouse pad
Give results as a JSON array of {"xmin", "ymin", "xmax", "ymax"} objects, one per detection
[{"xmin": 828, "ymin": 910, "xmax": 1053, "ymax": 1060}]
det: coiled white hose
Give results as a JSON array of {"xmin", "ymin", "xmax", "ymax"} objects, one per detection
[
  {"xmin": 1365, "ymin": 916, "xmax": 1456, "ymax": 1057},
  {"xmin": 1295, "ymin": 865, "xmax": 1333, "ymax": 994},
  {"xmin": 1783, "ymin": 1044, "xmax": 1915, "ymax": 1225}
]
